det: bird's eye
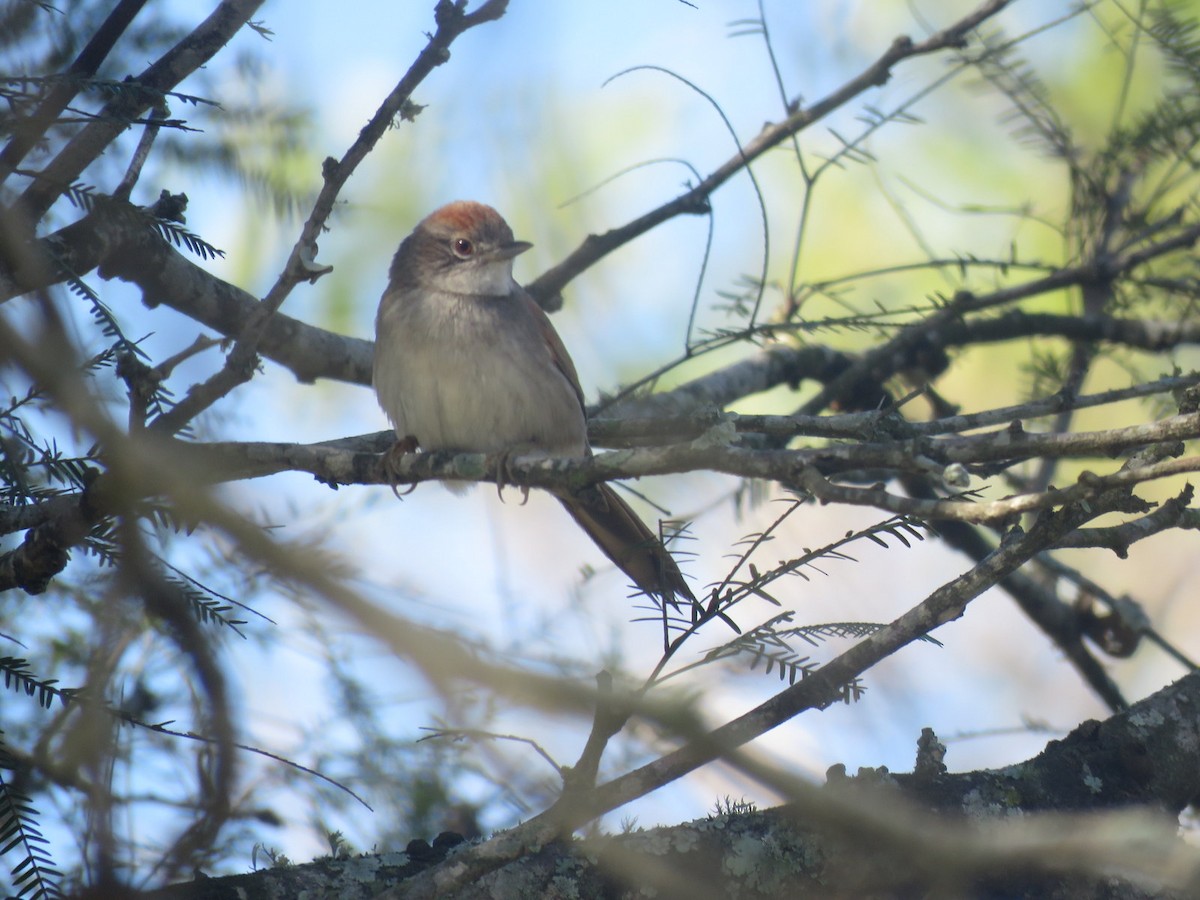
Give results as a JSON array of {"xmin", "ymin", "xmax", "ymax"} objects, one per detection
[{"xmin": 452, "ymin": 237, "xmax": 474, "ymax": 258}]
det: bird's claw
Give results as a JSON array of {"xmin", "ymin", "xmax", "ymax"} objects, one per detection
[
  {"xmin": 383, "ymin": 435, "xmax": 420, "ymax": 499},
  {"xmin": 493, "ymin": 449, "xmax": 531, "ymax": 505}
]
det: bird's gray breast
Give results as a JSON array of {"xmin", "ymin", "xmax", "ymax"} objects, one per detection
[{"xmin": 374, "ymin": 289, "xmax": 588, "ymax": 457}]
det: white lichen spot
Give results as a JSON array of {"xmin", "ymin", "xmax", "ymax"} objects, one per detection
[
  {"xmin": 672, "ymin": 828, "xmax": 700, "ymax": 854},
  {"xmin": 630, "ymin": 830, "xmax": 672, "ymax": 857},
  {"xmin": 1127, "ymin": 708, "xmax": 1165, "ymax": 729},
  {"xmin": 722, "ymin": 834, "xmax": 765, "ymax": 879},
  {"xmin": 548, "ymin": 872, "xmax": 586, "ymax": 899},
  {"xmin": 694, "ymin": 417, "xmax": 738, "ymax": 448},
  {"xmin": 343, "ymin": 855, "xmax": 381, "ymax": 883},
  {"xmin": 1082, "ymin": 762, "xmax": 1103, "ymax": 794}
]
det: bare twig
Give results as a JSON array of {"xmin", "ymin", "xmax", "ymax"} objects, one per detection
[
  {"xmin": 147, "ymin": 0, "xmax": 513, "ymax": 437},
  {"xmin": 16, "ymin": 0, "xmax": 266, "ymax": 223},
  {"xmin": 525, "ymin": 0, "xmax": 1013, "ymax": 306},
  {"xmin": 0, "ymin": 0, "xmax": 152, "ymax": 186}
]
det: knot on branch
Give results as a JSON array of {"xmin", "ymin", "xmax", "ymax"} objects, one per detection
[
  {"xmin": 913, "ymin": 727, "xmax": 948, "ymax": 781},
  {"xmin": 148, "ymin": 189, "xmax": 187, "ymax": 222},
  {"xmin": 434, "ymin": 0, "xmax": 467, "ymax": 28},
  {"xmin": 2, "ymin": 522, "xmax": 71, "ymax": 595}
]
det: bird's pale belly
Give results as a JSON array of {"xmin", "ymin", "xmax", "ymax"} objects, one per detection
[{"xmin": 381, "ymin": 342, "xmax": 586, "ymax": 457}]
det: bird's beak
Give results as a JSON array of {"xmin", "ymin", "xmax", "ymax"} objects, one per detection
[{"xmin": 489, "ymin": 240, "xmax": 532, "ymax": 261}]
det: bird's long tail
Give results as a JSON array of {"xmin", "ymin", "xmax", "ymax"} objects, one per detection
[{"xmin": 559, "ymin": 484, "xmax": 694, "ymax": 606}]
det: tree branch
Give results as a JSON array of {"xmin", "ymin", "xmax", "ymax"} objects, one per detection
[
  {"xmin": 88, "ymin": 214, "xmax": 373, "ymax": 385},
  {"xmin": 0, "ymin": 0, "xmax": 152, "ymax": 185},
  {"xmin": 16, "ymin": 0, "xmax": 267, "ymax": 223},
  {"xmin": 525, "ymin": 0, "xmax": 1013, "ymax": 306},
  {"xmin": 179, "ymin": 412, "xmax": 1200, "ymax": 528},
  {"xmin": 388, "ymin": 490, "xmax": 1108, "ymax": 898}
]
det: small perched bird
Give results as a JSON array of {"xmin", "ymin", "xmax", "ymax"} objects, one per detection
[{"xmin": 373, "ymin": 201, "xmax": 694, "ymax": 606}]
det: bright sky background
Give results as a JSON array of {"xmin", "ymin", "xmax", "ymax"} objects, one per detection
[{"xmin": 58, "ymin": 0, "xmax": 1199, "ymax": 870}]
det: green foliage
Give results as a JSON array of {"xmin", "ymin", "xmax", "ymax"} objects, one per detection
[
  {"xmin": 163, "ymin": 572, "xmax": 250, "ymax": 637},
  {"xmin": 969, "ymin": 29, "xmax": 1075, "ymax": 160},
  {"xmin": 0, "ymin": 658, "xmax": 75, "ymax": 711},
  {"xmin": 0, "ymin": 735, "xmax": 62, "ymax": 900},
  {"xmin": 702, "ymin": 613, "xmax": 941, "ymax": 690}
]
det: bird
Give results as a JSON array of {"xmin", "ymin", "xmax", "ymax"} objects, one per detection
[{"xmin": 372, "ymin": 200, "xmax": 694, "ymax": 607}]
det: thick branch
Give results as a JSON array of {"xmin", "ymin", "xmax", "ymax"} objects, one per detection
[
  {"xmin": 182, "ymin": 412, "xmax": 1200, "ymax": 529},
  {"xmin": 12, "ymin": 411, "xmax": 1192, "ymax": 598},
  {"xmin": 591, "ymin": 372, "xmax": 1200, "ymax": 446},
  {"xmin": 150, "ymin": 661, "xmax": 1200, "ymax": 900},
  {"xmin": 389, "ymin": 493, "xmax": 1108, "ymax": 898},
  {"xmin": 92, "ymin": 217, "xmax": 372, "ymax": 385},
  {"xmin": 938, "ymin": 309, "xmax": 1200, "ymax": 353}
]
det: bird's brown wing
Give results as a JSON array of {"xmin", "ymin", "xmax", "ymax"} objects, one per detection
[
  {"xmin": 520, "ymin": 291, "xmax": 586, "ymax": 414},
  {"xmin": 521, "ymin": 290, "xmax": 695, "ymax": 606}
]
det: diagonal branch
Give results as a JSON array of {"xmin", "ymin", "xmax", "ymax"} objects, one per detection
[
  {"xmin": 15, "ymin": 0, "xmax": 267, "ymax": 223},
  {"xmin": 524, "ymin": 0, "xmax": 1013, "ymax": 307},
  {"xmin": 148, "ymin": 0, "xmax": 513, "ymax": 436},
  {"xmin": 387, "ymin": 489, "xmax": 1101, "ymax": 899},
  {"xmin": 0, "ymin": 0, "xmax": 152, "ymax": 186}
]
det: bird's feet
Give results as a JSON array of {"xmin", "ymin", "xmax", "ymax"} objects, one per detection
[
  {"xmin": 493, "ymin": 448, "xmax": 531, "ymax": 505},
  {"xmin": 382, "ymin": 435, "xmax": 420, "ymax": 498}
]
